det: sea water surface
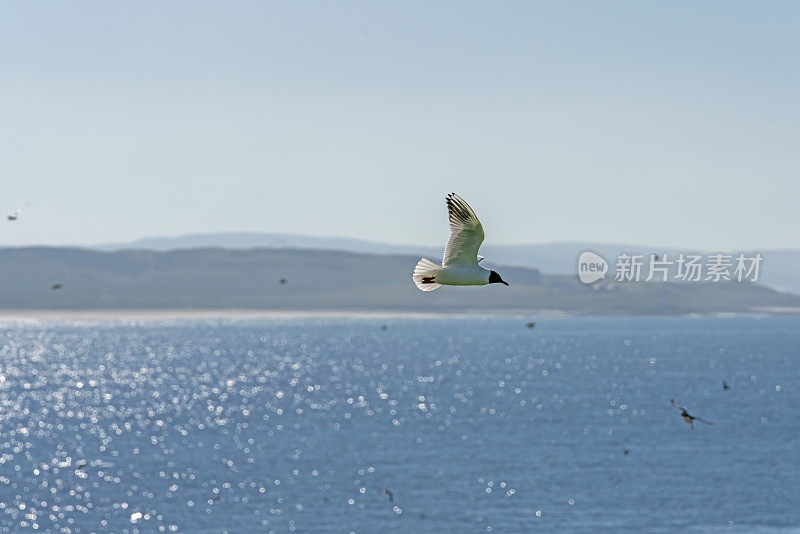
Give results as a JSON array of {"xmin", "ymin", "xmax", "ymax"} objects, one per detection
[{"xmin": 0, "ymin": 315, "xmax": 798, "ymax": 533}]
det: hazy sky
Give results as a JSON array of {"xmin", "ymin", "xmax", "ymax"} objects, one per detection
[{"xmin": 1, "ymin": 2, "xmax": 798, "ymax": 250}]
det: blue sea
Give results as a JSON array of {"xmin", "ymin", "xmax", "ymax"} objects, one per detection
[{"xmin": 0, "ymin": 315, "xmax": 798, "ymax": 533}]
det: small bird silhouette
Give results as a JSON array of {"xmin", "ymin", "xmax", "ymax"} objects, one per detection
[
  {"xmin": 7, "ymin": 204, "xmax": 29, "ymax": 221},
  {"xmin": 623, "ymin": 449, "xmax": 630, "ymax": 456},
  {"xmin": 671, "ymin": 399, "xmax": 713, "ymax": 430},
  {"xmin": 383, "ymin": 489, "xmax": 394, "ymax": 502},
  {"xmin": 279, "ymin": 278, "xmax": 287, "ymax": 285},
  {"xmin": 526, "ymin": 322, "xmax": 536, "ymax": 329},
  {"xmin": 722, "ymin": 380, "xmax": 730, "ymax": 390},
  {"xmin": 51, "ymin": 283, "xmax": 63, "ymax": 290},
  {"xmin": 380, "ymin": 325, "xmax": 388, "ymax": 331}
]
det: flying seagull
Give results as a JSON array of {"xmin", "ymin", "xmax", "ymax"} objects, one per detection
[
  {"xmin": 7, "ymin": 203, "xmax": 29, "ymax": 221},
  {"xmin": 670, "ymin": 399, "xmax": 713, "ymax": 430},
  {"xmin": 722, "ymin": 380, "xmax": 730, "ymax": 390},
  {"xmin": 412, "ymin": 193, "xmax": 508, "ymax": 291}
]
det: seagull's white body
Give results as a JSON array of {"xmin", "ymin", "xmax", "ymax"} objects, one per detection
[
  {"xmin": 412, "ymin": 193, "xmax": 507, "ymax": 291},
  {"xmin": 434, "ymin": 264, "xmax": 490, "ymax": 286}
]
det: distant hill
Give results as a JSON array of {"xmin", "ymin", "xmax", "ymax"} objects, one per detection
[
  {"xmin": 97, "ymin": 232, "xmax": 428, "ymax": 256},
  {"xmin": 1, "ymin": 246, "xmax": 798, "ymax": 314},
  {"xmin": 97, "ymin": 232, "xmax": 800, "ymax": 295}
]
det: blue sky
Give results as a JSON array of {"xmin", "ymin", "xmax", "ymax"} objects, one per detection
[{"xmin": 1, "ymin": 2, "xmax": 798, "ymax": 250}]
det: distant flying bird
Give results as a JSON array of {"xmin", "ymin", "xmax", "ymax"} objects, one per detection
[
  {"xmin": 526, "ymin": 322, "xmax": 536, "ymax": 329},
  {"xmin": 51, "ymin": 283, "xmax": 62, "ymax": 290},
  {"xmin": 279, "ymin": 278, "xmax": 287, "ymax": 285},
  {"xmin": 380, "ymin": 325, "xmax": 388, "ymax": 331},
  {"xmin": 383, "ymin": 489, "xmax": 394, "ymax": 502},
  {"xmin": 412, "ymin": 193, "xmax": 508, "ymax": 291},
  {"xmin": 722, "ymin": 380, "xmax": 730, "ymax": 390},
  {"xmin": 7, "ymin": 203, "xmax": 29, "ymax": 221},
  {"xmin": 623, "ymin": 449, "xmax": 630, "ymax": 456},
  {"xmin": 671, "ymin": 399, "xmax": 713, "ymax": 430}
]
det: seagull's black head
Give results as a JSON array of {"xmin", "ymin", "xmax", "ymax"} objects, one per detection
[{"xmin": 489, "ymin": 270, "xmax": 509, "ymax": 286}]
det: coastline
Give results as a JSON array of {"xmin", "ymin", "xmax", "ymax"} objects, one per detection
[
  {"xmin": 0, "ymin": 308, "xmax": 572, "ymax": 321},
  {"xmin": 0, "ymin": 307, "xmax": 798, "ymax": 322}
]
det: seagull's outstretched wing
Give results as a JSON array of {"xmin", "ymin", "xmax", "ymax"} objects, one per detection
[
  {"xmin": 670, "ymin": 399, "xmax": 684, "ymax": 411},
  {"xmin": 442, "ymin": 193, "xmax": 485, "ymax": 267},
  {"xmin": 693, "ymin": 416, "xmax": 713, "ymax": 425}
]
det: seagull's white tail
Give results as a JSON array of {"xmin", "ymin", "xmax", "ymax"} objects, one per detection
[{"xmin": 413, "ymin": 258, "xmax": 442, "ymax": 291}]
